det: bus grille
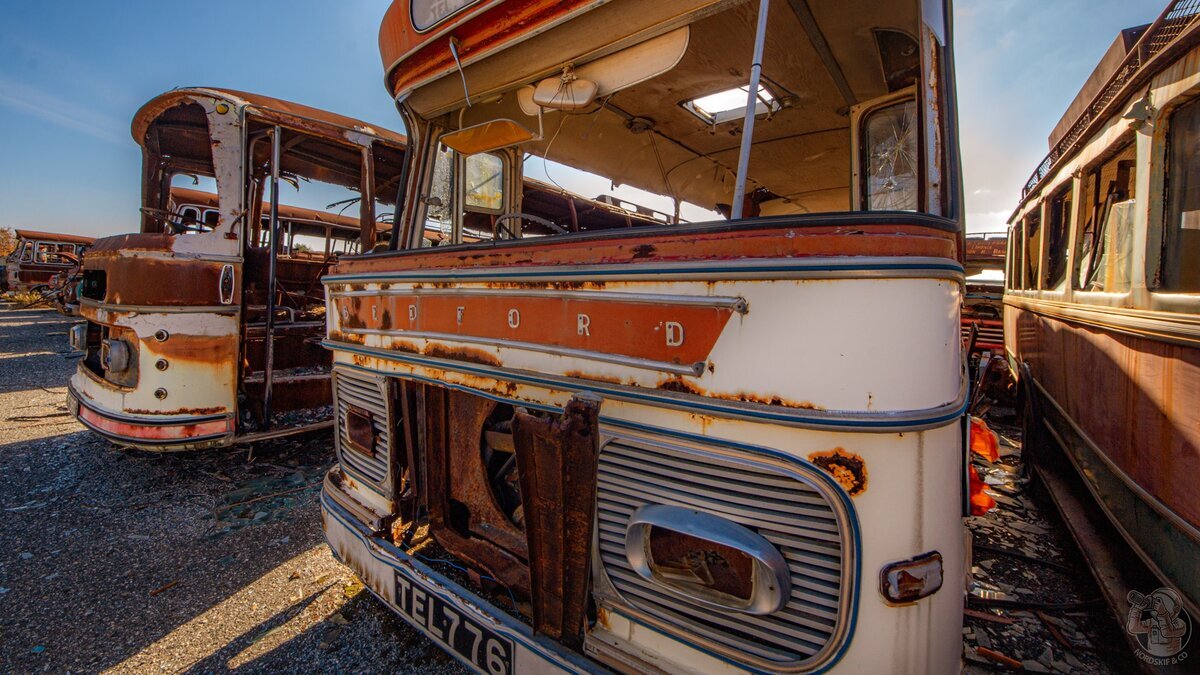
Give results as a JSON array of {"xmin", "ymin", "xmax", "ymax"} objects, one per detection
[
  {"xmin": 595, "ymin": 438, "xmax": 849, "ymax": 667},
  {"xmin": 332, "ymin": 368, "xmax": 391, "ymax": 486}
]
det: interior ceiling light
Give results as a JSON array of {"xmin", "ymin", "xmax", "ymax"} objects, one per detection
[{"xmin": 682, "ymin": 84, "xmax": 780, "ymax": 125}]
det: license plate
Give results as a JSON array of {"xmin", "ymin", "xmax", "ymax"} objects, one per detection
[{"xmin": 393, "ymin": 568, "xmax": 514, "ymax": 674}]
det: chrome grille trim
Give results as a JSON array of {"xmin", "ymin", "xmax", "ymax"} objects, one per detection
[
  {"xmin": 332, "ymin": 368, "xmax": 391, "ymax": 488},
  {"xmin": 591, "ymin": 433, "xmax": 856, "ymax": 671}
]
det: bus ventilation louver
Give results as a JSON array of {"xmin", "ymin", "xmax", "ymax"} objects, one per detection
[
  {"xmin": 332, "ymin": 368, "xmax": 392, "ymax": 486},
  {"xmin": 594, "ymin": 438, "xmax": 852, "ymax": 668},
  {"xmin": 961, "ymin": 321, "xmax": 1003, "ymax": 346}
]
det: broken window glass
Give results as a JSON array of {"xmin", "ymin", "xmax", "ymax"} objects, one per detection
[
  {"xmin": 863, "ymin": 99, "xmax": 918, "ymax": 211},
  {"xmin": 425, "ymin": 143, "xmax": 455, "ymax": 241}
]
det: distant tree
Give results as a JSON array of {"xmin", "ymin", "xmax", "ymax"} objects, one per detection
[{"xmin": 0, "ymin": 228, "xmax": 16, "ymax": 257}]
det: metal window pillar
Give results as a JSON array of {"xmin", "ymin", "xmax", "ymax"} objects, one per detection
[
  {"xmin": 731, "ymin": 0, "xmax": 770, "ymax": 220},
  {"xmin": 263, "ymin": 125, "xmax": 282, "ymax": 429}
]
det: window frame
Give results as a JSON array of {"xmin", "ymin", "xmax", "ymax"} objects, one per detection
[
  {"xmin": 859, "ymin": 98, "xmax": 920, "ymax": 213},
  {"xmin": 1010, "ymin": 221, "xmax": 1025, "ymax": 291},
  {"xmin": 1022, "ymin": 210, "xmax": 1042, "ymax": 291},
  {"xmin": 1042, "ymin": 183, "xmax": 1074, "ymax": 292},
  {"xmin": 1153, "ymin": 94, "xmax": 1200, "ymax": 293},
  {"xmin": 1072, "ymin": 138, "xmax": 1137, "ymax": 294}
]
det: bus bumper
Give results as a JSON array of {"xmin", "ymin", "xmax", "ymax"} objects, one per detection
[{"xmin": 68, "ymin": 385, "xmax": 234, "ymax": 451}]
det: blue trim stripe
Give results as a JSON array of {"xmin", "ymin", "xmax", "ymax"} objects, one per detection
[
  {"xmin": 324, "ymin": 260, "xmax": 965, "ymax": 284},
  {"xmin": 326, "ymin": 341, "xmax": 967, "ymax": 431}
]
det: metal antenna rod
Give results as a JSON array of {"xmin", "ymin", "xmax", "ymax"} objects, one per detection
[{"xmin": 731, "ymin": 0, "xmax": 770, "ymax": 221}]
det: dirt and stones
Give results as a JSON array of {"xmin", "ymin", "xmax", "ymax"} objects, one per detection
[{"xmin": 0, "ymin": 306, "xmax": 462, "ymax": 673}]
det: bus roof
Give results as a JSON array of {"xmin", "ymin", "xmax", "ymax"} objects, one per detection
[
  {"xmin": 14, "ymin": 230, "xmax": 96, "ymax": 245},
  {"xmin": 132, "ymin": 88, "xmax": 408, "ymax": 149}
]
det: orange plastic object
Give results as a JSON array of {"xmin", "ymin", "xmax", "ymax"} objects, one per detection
[
  {"xmin": 969, "ymin": 416, "xmax": 1000, "ymax": 462},
  {"xmin": 969, "ymin": 465, "xmax": 996, "ymax": 516}
]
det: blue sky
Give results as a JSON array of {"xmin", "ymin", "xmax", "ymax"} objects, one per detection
[{"xmin": 0, "ymin": 0, "xmax": 1166, "ymax": 238}]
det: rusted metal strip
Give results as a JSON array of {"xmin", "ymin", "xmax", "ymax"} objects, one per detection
[{"xmin": 512, "ymin": 392, "xmax": 602, "ymax": 648}]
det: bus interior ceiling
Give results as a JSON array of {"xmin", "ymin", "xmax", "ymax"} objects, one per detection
[{"xmin": 421, "ymin": 0, "xmax": 922, "ymax": 217}]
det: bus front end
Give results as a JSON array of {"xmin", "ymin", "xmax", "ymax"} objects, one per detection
[
  {"xmin": 322, "ymin": 0, "xmax": 968, "ymax": 671},
  {"xmin": 68, "ymin": 232, "xmax": 239, "ymax": 451}
]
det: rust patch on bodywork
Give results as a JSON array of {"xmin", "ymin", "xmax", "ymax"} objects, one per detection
[
  {"xmin": 125, "ymin": 406, "xmax": 226, "ymax": 416},
  {"xmin": 563, "ymin": 370, "xmax": 623, "ymax": 385},
  {"xmin": 808, "ymin": 448, "xmax": 868, "ymax": 496},
  {"xmin": 657, "ymin": 377, "xmax": 705, "ymax": 395},
  {"xmin": 389, "ymin": 340, "xmax": 421, "ymax": 354},
  {"xmin": 656, "ymin": 377, "xmax": 825, "ymax": 410},
  {"xmin": 155, "ymin": 333, "xmax": 238, "ymax": 364},
  {"xmin": 422, "ymin": 343, "xmax": 502, "ymax": 367},
  {"xmin": 630, "ymin": 243, "xmax": 656, "ymax": 259}
]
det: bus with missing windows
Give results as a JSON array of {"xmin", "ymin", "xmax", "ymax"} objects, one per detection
[
  {"xmin": 1006, "ymin": 0, "xmax": 1200, "ymax": 625},
  {"xmin": 321, "ymin": 0, "xmax": 968, "ymax": 672},
  {"xmin": 67, "ymin": 88, "xmax": 408, "ymax": 450}
]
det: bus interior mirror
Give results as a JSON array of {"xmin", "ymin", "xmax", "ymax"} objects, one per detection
[
  {"xmin": 532, "ymin": 76, "xmax": 598, "ymax": 110},
  {"xmin": 440, "ymin": 119, "xmax": 536, "ymax": 155},
  {"xmin": 522, "ymin": 28, "xmax": 690, "ymax": 115}
]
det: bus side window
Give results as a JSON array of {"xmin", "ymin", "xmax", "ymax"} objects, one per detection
[
  {"xmin": 1075, "ymin": 142, "xmax": 1136, "ymax": 292},
  {"xmin": 36, "ymin": 242, "xmax": 55, "ymax": 263},
  {"xmin": 1011, "ymin": 224, "xmax": 1024, "ymax": 290},
  {"xmin": 1160, "ymin": 97, "xmax": 1200, "ymax": 291},
  {"xmin": 180, "ymin": 206, "xmax": 201, "ymax": 227},
  {"xmin": 1023, "ymin": 211, "xmax": 1041, "ymax": 290},
  {"xmin": 1043, "ymin": 186, "xmax": 1072, "ymax": 290},
  {"xmin": 19, "ymin": 242, "xmax": 32, "ymax": 262},
  {"xmin": 463, "ymin": 152, "xmax": 506, "ymax": 241}
]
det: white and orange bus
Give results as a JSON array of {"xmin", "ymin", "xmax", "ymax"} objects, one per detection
[{"xmin": 321, "ymin": 1, "xmax": 968, "ymax": 672}]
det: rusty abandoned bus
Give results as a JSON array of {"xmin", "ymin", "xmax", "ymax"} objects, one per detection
[
  {"xmin": 67, "ymin": 88, "xmax": 408, "ymax": 450},
  {"xmin": 1007, "ymin": 0, "xmax": 1200, "ymax": 624},
  {"xmin": 321, "ymin": 0, "xmax": 967, "ymax": 672},
  {"xmin": 2, "ymin": 230, "xmax": 94, "ymax": 294}
]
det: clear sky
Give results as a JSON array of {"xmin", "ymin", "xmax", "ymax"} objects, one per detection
[{"xmin": 0, "ymin": 0, "xmax": 1167, "ymax": 239}]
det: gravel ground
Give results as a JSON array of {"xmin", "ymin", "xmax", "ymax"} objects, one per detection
[{"xmin": 0, "ymin": 306, "xmax": 461, "ymax": 674}]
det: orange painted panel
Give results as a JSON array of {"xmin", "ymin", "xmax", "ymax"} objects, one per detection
[
  {"xmin": 335, "ymin": 293, "xmax": 735, "ymax": 365},
  {"xmin": 379, "ymin": 0, "xmax": 591, "ymax": 97}
]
